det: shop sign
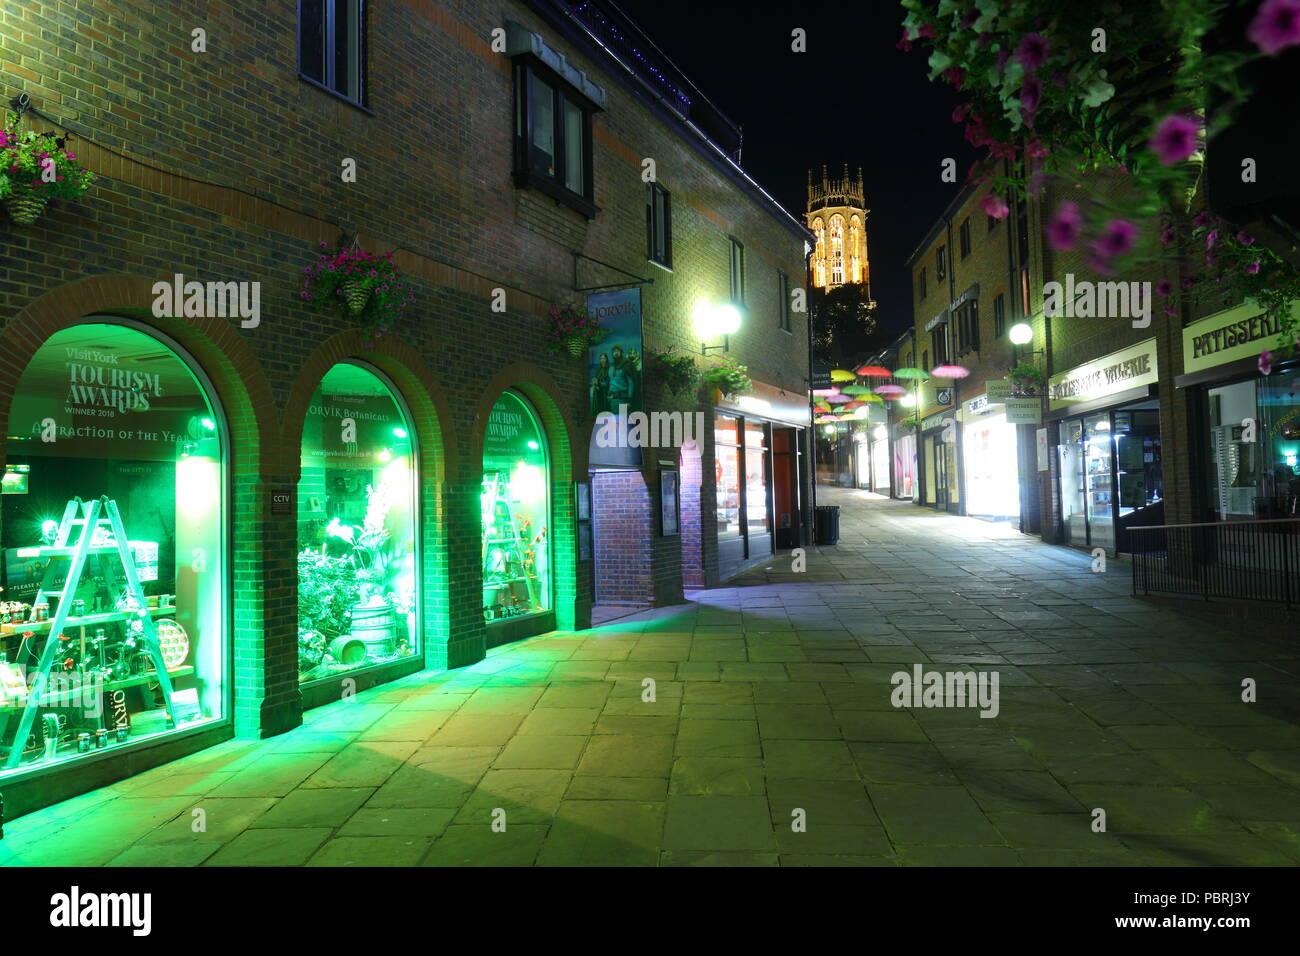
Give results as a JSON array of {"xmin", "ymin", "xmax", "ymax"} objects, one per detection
[
  {"xmin": 1005, "ymin": 398, "xmax": 1041, "ymax": 424},
  {"xmin": 935, "ymin": 387, "xmax": 952, "ymax": 406},
  {"xmin": 920, "ymin": 412, "xmax": 951, "ymax": 431},
  {"xmin": 587, "ymin": 287, "xmax": 644, "ymax": 469},
  {"xmin": 1181, "ymin": 300, "xmax": 1299, "ymax": 375},
  {"xmin": 1036, "ymin": 428, "xmax": 1049, "ymax": 471},
  {"xmin": 1048, "ymin": 339, "xmax": 1158, "ymax": 411},
  {"xmin": 986, "ymin": 379, "xmax": 1014, "ymax": 402},
  {"xmin": 963, "ymin": 395, "xmax": 998, "ymax": 419}
]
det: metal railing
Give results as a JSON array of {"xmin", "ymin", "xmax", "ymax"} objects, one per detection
[{"xmin": 1129, "ymin": 518, "xmax": 1300, "ymax": 607}]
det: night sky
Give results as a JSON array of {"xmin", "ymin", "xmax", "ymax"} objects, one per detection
[{"xmin": 617, "ymin": 0, "xmax": 980, "ymax": 338}]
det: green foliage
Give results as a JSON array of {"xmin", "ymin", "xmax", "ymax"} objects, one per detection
[
  {"xmin": 301, "ymin": 244, "xmax": 416, "ymax": 336},
  {"xmin": 647, "ymin": 347, "xmax": 700, "ymax": 396},
  {"xmin": 811, "ymin": 283, "xmax": 879, "ymax": 364},
  {"xmin": 296, "ymin": 550, "xmax": 360, "ymax": 639},
  {"xmin": 545, "ymin": 305, "xmax": 609, "ymax": 355},
  {"xmin": 702, "ymin": 356, "xmax": 753, "ymax": 399}
]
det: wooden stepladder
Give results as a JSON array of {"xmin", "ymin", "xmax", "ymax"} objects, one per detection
[{"xmin": 5, "ymin": 496, "xmax": 181, "ymax": 769}]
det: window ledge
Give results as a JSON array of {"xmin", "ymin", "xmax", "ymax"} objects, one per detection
[
  {"xmin": 649, "ymin": 258, "xmax": 674, "ymax": 274},
  {"xmin": 297, "ymin": 73, "xmax": 374, "ymax": 116},
  {"xmin": 514, "ymin": 169, "xmax": 599, "ymax": 219}
]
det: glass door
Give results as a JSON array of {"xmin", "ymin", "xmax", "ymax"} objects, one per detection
[
  {"xmin": 1058, "ymin": 419, "xmax": 1087, "ymax": 546},
  {"xmin": 1084, "ymin": 412, "xmax": 1116, "ymax": 550}
]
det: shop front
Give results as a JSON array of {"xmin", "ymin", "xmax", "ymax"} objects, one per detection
[
  {"xmin": 1, "ymin": 321, "xmax": 228, "ymax": 785},
  {"xmin": 892, "ymin": 428, "xmax": 918, "ymax": 500},
  {"xmin": 1048, "ymin": 338, "xmax": 1163, "ymax": 553},
  {"xmin": 920, "ymin": 410, "xmax": 959, "ymax": 513},
  {"xmin": 1177, "ymin": 301, "xmax": 1300, "ymax": 521},
  {"xmin": 960, "ymin": 394, "xmax": 1021, "ymax": 522},
  {"xmin": 713, "ymin": 386, "xmax": 809, "ymax": 578}
]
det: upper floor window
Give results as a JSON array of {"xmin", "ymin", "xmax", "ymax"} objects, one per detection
[
  {"xmin": 647, "ymin": 182, "xmax": 672, "ymax": 267},
  {"xmin": 936, "ymin": 245, "xmax": 947, "ymax": 281},
  {"xmin": 918, "ymin": 267, "xmax": 927, "ymax": 301},
  {"xmin": 299, "ymin": 0, "xmax": 367, "ymax": 106},
  {"xmin": 729, "ymin": 237, "xmax": 745, "ymax": 304},
  {"xmin": 993, "ymin": 293, "xmax": 1006, "ymax": 338},
  {"xmin": 778, "ymin": 271, "xmax": 791, "ymax": 332},
  {"xmin": 513, "ymin": 59, "xmax": 596, "ymax": 217},
  {"xmin": 931, "ymin": 326, "xmax": 949, "ymax": 366},
  {"xmin": 959, "ymin": 219, "xmax": 971, "ymax": 259},
  {"xmin": 955, "ymin": 300, "xmax": 980, "ymax": 355}
]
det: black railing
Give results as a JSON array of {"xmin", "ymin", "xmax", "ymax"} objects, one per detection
[{"xmin": 1130, "ymin": 518, "xmax": 1300, "ymax": 607}]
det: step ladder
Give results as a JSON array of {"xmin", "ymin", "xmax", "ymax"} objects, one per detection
[{"xmin": 5, "ymin": 496, "xmax": 181, "ymax": 769}]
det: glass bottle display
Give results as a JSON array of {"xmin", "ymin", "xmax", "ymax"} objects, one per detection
[
  {"xmin": 296, "ymin": 363, "xmax": 417, "ymax": 683},
  {"xmin": 1084, "ymin": 412, "xmax": 1115, "ymax": 550},
  {"xmin": 482, "ymin": 391, "xmax": 551, "ymax": 621},
  {"xmin": 1, "ymin": 323, "xmax": 225, "ymax": 775}
]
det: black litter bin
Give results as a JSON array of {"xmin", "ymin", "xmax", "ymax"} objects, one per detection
[{"xmin": 814, "ymin": 505, "xmax": 840, "ymax": 545}]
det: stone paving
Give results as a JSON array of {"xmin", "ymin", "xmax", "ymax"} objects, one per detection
[{"xmin": 3, "ymin": 486, "xmax": 1299, "ymax": 866}]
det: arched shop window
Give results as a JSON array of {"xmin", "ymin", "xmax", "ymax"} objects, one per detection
[
  {"xmin": 297, "ymin": 363, "xmax": 418, "ymax": 683},
  {"xmin": 482, "ymin": 391, "xmax": 551, "ymax": 621},
  {"xmin": 1, "ymin": 322, "xmax": 226, "ymax": 776}
]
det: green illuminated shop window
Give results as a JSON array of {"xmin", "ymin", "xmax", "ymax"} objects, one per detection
[
  {"xmin": 1, "ymin": 322, "xmax": 226, "ymax": 775},
  {"xmin": 297, "ymin": 363, "xmax": 418, "ymax": 683},
  {"xmin": 482, "ymin": 391, "xmax": 551, "ymax": 621}
]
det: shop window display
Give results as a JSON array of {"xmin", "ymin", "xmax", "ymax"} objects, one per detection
[
  {"xmin": 715, "ymin": 414, "xmax": 741, "ymax": 538},
  {"xmin": 1207, "ymin": 369, "xmax": 1300, "ymax": 519},
  {"xmin": 0, "ymin": 323, "xmax": 225, "ymax": 774},
  {"xmin": 297, "ymin": 363, "xmax": 417, "ymax": 682},
  {"xmin": 744, "ymin": 420, "xmax": 769, "ymax": 536},
  {"xmin": 482, "ymin": 391, "xmax": 551, "ymax": 622}
]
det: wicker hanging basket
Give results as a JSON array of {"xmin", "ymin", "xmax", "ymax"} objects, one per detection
[
  {"xmin": 340, "ymin": 279, "xmax": 370, "ymax": 315},
  {"xmin": 4, "ymin": 192, "xmax": 48, "ymax": 225},
  {"xmin": 564, "ymin": 335, "xmax": 587, "ymax": 357}
]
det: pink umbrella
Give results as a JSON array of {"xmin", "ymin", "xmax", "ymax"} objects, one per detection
[
  {"xmin": 811, "ymin": 387, "xmax": 840, "ymax": 398},
  {"xmin": 873, "ymin": 384, "xmax": 906, "ymax": 399},
  {"xmin": 931, "ymin": 364, "xmax": 970, "ymax": 379},
  {"xmin": 826, "ymin": 393, "xmax": 851, "ymax": 404}
]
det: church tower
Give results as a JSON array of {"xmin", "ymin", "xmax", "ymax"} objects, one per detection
[{"xmin": 806, "ymin": 165, "xmax": 871, "ymax": 293}]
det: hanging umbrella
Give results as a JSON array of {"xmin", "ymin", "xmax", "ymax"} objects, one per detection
[
  {"xmin": 874, "ymin": 384, "xmax": 906, "ymax": 399},
  {"xmin": 826, "ymin": 393, "xmax": 852, "ymax": 404},
  {"xmin": 843, "ymin": 401, "xmax": 865, "ymax": 411},
  {"xmin": 853, "ymin": 405, "xmax": 873, "ymax": 419},
  {"xmin": 931, "ymin": 364, "xmax": 970, "ymax": 379},
  {"xmin": 840, "ymin": 384, "xmax": 872, "ymax": 395},
  {"xmin": 835, "ymin": 413, "xmax": 858, "ymax": 421},
  {"xmin": 813, "ymin": 400, "xmax": 832, "ymax": 413},
  {"xmin": 857, "ymin": 392, "xmax": 883, "ymax": 404},
  {"xmin": 815, "ymin": 415, "xmax": 838, "ymax": 424},
  {"xmin": 857, "ymin": 364, "xmax": 892, "ymax": 378},
  {"xmin": 892, "ymin": 367, "xmax": 928, "ymax": 380},
  {"xmin": 830, "ymin": 369, "xmax": 856, "ymax": 382},
  {"xmin": 811, "ymin": 387, "xmax": 840, "ymax": 398}
]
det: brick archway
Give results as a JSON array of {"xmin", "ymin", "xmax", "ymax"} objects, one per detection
[
  {"xmin": 475, "ymin": 363, "xmax": 588, "ymax": 632},
  {"xmin": 281, "ymin": 329, "xmax": 458, "ymax": 670},
  {"xmin": 0, "ymin": 274, "xmax": 284, "ymax": 741}
]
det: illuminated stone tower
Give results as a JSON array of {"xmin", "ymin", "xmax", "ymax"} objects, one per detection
[{"xmin": 806, "ymin": 164, "xmax": 871, "ymax": 292}]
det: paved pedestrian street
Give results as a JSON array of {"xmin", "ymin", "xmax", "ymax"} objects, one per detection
[{"xmin": 4, "ymin": 486, "xmax": 1298, "ymax": 867}]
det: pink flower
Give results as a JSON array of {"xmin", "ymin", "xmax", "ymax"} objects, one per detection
[
  {"xmin": 917, "ymin": 23, "xmax": 937, "ymax": 39},
  {"xmin": 1095, "ymin": 219, "xmax": 1140, "ymax": 257},
  {"xmin": 1019, "ymin": 75, "xmax": 1042, "ymax": 117},
  {"xmin": 1015, "ymin": 32, "xmax": 1051, "ymax": 70},
  {"xmin": 1193, "ymin": 210, "xmax": 1213, "ymax": 228},
  {"xmin": 1206, "ymin": 229, "xmax": 1219, "ymax": 249},
  {"xmin": 1026, "ymin": 139, "xmax": 1049, "ymax": 160},
  {"xmin": 1156, "ymin": 280, "xmax": 1173, "ymax": 297},
  {"xmin": 1259, "ymin": 350, "xmax": 1274, "ymax": 375},
  {"xmin": 1160, "ymin": 223, "xmax": 1175, "ymax": 245},
  {"xmin": 1247, "ymin": 261, "xmax": 1261, "ymax": 274},
  {"xmin": 942, "ymin": 66, "xmax": 966, "ymax": 89},
  {"xmin": 1087, "ymin": 252, "xmax": 1115, "ymax": 276},
  {"xmin": 1046, "ymin": 201, "xmax": 1082, "ymax": 250},
  {"xmin": 980, "ymin": 193, "xmax": 1010, "ymax": 219},
  {"xmin": 1248, "ymin": 0, "xmax": 1300, "ymax": 54},
  {"xmin": 1237, "ymin": 231, "xmax": 1255, "ymax": 245},
  {"xmin": 895, "ymin": 29, "xmax": 912, "ymax": 52},
  {"xmin": 1148, "ymin": 114, "xmax": 1201, "ymax": 165}
]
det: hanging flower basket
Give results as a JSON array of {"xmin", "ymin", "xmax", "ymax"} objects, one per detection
[
  {"xmin": 0, "ymin": 112, "xmax": 95, "ymax": 225},
  {"xmin": 300, "ymin": 243, "xmax": 415, "ymax": 337},
  {"xmin": 544, "ymin": 305, "xmax": 608, "ymax": 357},
  {"xmin": 701, "ymin": 356, "xmax": 752, "ymax": 400},
  {"xmin": 647, "ymin": 347, "xmax": 700, "ymax": 396}
]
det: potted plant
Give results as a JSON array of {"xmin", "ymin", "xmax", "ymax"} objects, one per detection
[
  {"xmin": 0, "ymin": 113, "xmax": 94, "ymax": 225},
  {"xmin": 545, "ymin": 305, "xmax": 608, "ymax": 357},
  {"xmin": 701, "ymin": 355, "xmax": 752, "ymax": 401},
  {"xmin": 897, "ymin": 416, "xmax": 920, "ymax": 432},
  {"xmin": 1010, "ymin": 363, "xmax": 1046, "ymax": 396},
  {"xmin": 300, "ymin": 242, "xmax": 415, "ymax": 338},
  {"xmin": 647, "ymin": 347, "xmax": 700, "ymax": 396}
]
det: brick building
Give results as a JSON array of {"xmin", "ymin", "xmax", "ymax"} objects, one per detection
[{"xmin": 0, "ymin": 0, "xmax": 809, "ymax": 816}]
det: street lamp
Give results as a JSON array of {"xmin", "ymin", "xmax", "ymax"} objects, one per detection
[
  {"xmin": 900, "ymin": 393, "xmax": 916, "ymax": 408},
  {"xmin": 695, "ymin": 301, "xmax": 741, "ymax": 354},
  {"xmin": 1009, "ymin": 322, "xmax": 1033, "ymax": 345}
]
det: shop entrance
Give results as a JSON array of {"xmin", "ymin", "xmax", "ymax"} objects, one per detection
[{"xmin": 772, "ymin": 426, "xmax": 802, "ymax": 550}]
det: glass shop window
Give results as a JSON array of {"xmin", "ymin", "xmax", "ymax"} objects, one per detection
[
  {"xmin": 299, "ymin": 0, "xmax": 367, "ymax": 106},
  {"xmin": 744, "ymin": 420, "xmax": 769, "ymax": 536},
  {"xmin": 1, "ymin": 323, "xmax": 226, "ymax": 776},
  {"xmin": 715, "ymin": 414, "xmax": 742, "ymax": 539},
  {"xmin": 297, "ymin": 363, "xmax": 418, "ymax": 683},
  {"xmin": 482, "ymin": 391, "xmax": 552, "ymax": 622}
]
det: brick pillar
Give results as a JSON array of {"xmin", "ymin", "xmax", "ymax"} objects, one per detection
[{"xmin": 591, "ymin": 469, "xmax": 653, "ymax": 604}]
